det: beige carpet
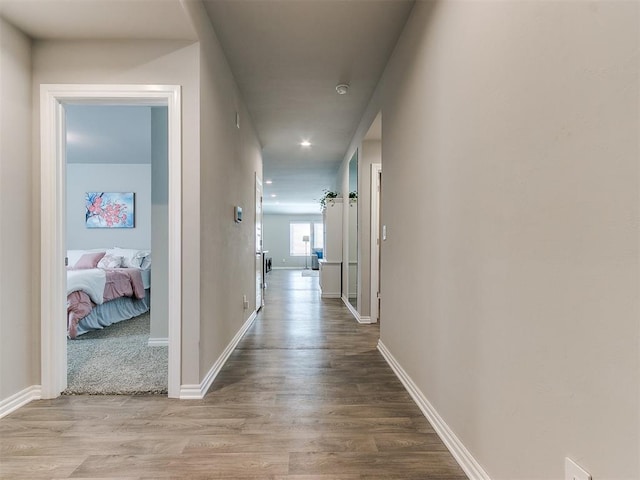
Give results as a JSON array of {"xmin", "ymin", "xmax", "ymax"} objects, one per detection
[{"xmin": 64, "ymin": 313, "xmax": 168, "ymax": 395}]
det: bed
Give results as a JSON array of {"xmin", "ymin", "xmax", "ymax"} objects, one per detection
[{"xmin": 66, "ymin": 248, "xmax": 151, "ymax": 339}]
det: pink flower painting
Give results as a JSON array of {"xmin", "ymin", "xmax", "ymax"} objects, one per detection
[{"xmin": 85, "ymin": 192, "xmax": 134, "ymax": 228}]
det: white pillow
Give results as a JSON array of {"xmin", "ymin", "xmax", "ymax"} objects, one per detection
[
  {"xmin": 67, "ymin": 250, "xmax": 87, "ymax": 268},
  {"xmin": 108, "ymin": 247, "xmax": 150, "ymax": 269},
  {"xmin": 98, "ymin": 253, "xmax": 123, "ymax": 269},
  {"xmin": 140, "ymin": 253, "xmax": 152, "ymax": 270}
]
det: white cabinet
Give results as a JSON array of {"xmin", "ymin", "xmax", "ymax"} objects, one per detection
[
  {"xmin": 319, "ymin": 260, "xmax": 341, "ymax": 298},
  {"xmin": 322, "ymin": 198, "xmax": 342, "ymax": 261},
  {"xmin": 320, "ymin": 198, "xmax": 342, "ymax": 298}
]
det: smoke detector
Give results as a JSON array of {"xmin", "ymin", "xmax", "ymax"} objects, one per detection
[{"xmin": 335, "ymin": 83, "xmax": 349, "ymax": 95}]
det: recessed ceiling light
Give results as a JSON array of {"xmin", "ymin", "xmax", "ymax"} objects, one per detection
[
  {"xmin": 270, "ymin": 194, "xmax": 277, "ymax": 198},
  {"xmin": 300, "ymin": 140, "xmax": 311, "ymax": 147},
  {"xmin": 335, "ymin": 83, "xmax": 349, "ymax": 95},
  {"xmin": 265, "ymin": 180, "xmax": 273, "ymax": 184}
]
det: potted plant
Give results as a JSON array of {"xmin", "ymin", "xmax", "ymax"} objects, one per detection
[{"xmin": 319, "ymin": 189, "xmax": 339, "ymax": 209}]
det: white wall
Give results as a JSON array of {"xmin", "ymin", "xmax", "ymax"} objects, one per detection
[
  {"xmin": 65, "ymin": 105, "xmax": 152, "ymax": 165},
  {"xmin": 181, "ymin": 0, "xmax": 264, "ymax": 381},
  {"xmin": 337, "ymin": 141, "xmax": 380, "ymax": 318},
  {"xmin": 66, "ymin": 164, "xmax": 151, "ymax": 250},
  {"xmin": 357, "ymin": 140, "xmax": 381, "ymax": 317},
  {"xmin": 66, "ymin": 104, "xmax": 168, "ymax": 339},
  {"xmin": 0, "ymin": 17, "xmax": 35, "ymax": 401},
  {"xmin": 150, "ymin": 106, "xmax": 169, "ymax": 340},
  {"xmin": 263, "ymin": 214, "xmax": 323, "ymax": 269},
  {"xmin": 31, "ymin": 38, "xmax": 202, "ymax": 386},
  {"xmin": 19, "ymin": 0, "xmax": 262, "ymax": 398},
  {"xmin": 355, "ymin": 1, "xmax": 639, "ymax": 479}
]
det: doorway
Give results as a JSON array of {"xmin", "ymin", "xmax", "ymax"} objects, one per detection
[
  {"xmin": 40, "ymin": 84, "xmax": 182, "ymax": 398},
  {"xmin": 256, "ymin": 174, "xmax": 264, "ymax": 310},
  {"xmin": 370, "ymin": 163, "xmax": 382, "ymax": 324},
  {"xmin": 64, "ymin": 104, "xmax": 166, "ymax": 394}
]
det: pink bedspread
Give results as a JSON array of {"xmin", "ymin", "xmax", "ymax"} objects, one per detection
[{"xmin": 67, "ymin": 268, "xmax": 145, "ymax": 339}]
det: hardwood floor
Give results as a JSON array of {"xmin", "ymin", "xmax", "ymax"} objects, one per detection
[{"xmin": 0, "ymin": 270, "xmax": 467, "ymax": 479}]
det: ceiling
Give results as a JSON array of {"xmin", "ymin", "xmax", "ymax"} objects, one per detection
[
  {"xmin": 0, "ymin": 0, "xmax": 413, "ymax": 214},
  {"xmin": 0, "ymin": 0, "xmax": 197, "ymax": 40}
]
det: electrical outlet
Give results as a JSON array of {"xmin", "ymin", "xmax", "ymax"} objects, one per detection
[
  {"xmin": 242, "ymin": 295, "xmax": 249, "ymax": 310},
  {"xmin": 565, "ymin": 458, "xmax": 591, "ymax": 480}
]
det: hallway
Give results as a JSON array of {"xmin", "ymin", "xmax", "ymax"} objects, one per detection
[{"xmin": 0, "ymin": 270, "xmax": 466, "ymax": 479}]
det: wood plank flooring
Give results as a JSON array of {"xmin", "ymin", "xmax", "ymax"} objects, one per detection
[{"xmin": 0, "ymin": 270, "xmax": 467, "ymax": 479}]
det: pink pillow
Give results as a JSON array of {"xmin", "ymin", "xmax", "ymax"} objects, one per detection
[{"xmin": 73, "ymin": 251, "xmax": 106, "ymax": 269}]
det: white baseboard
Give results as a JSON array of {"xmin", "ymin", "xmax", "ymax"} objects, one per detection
[
  {"xmin": 179, "ymin": 310, "xmax": 257, "ymax": 400},
  {"xmin": 377, "ymin": 340, "xmax": 491, "ymax": 480},
  {"xmin": 341, "ymin": 296, "xmax": 372, "ymax": 324},
  {"xmin": 320, "ymin": 287, "xmax": 342, "ymax": 298},
  {"xmin": 272, "ymin": 266, "xmax": 302, "ymax": 270},
  {"xmin": 0, "ymin": 385, "xmax": 41, "ymax": 419},
  {"xmin": 342, "ymin": 295, "xmax": 357, "ymax": 318},
  {"xmin": 178, "ymin": 384, "xmax": 203, "ymax": 400},
  {"xmin": 148, "ymin": 337, "xmax": 169, "ymax": 347}
]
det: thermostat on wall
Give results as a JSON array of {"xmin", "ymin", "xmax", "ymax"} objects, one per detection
[{"xmin": 234, "ymin": 206, "xmax": 243, "ymax": 223}]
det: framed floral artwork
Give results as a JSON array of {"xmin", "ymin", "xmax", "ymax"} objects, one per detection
[{"xmin": 85, "ymin": 192, "xmax": 134, "ymax": 228}]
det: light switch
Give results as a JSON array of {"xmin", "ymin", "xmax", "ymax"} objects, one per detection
[{"xmin": 382, "ymin": 225, "xmax": 387, "ymax": 241}]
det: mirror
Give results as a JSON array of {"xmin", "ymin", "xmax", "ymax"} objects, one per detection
[{"xmin": 348, "ymin": 150, "xmax": 358, "ymax": 310}]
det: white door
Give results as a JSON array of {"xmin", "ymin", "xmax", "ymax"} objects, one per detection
[{"xmin": 255, "ymin": 174, "xmax": 263, "ymax": 310}]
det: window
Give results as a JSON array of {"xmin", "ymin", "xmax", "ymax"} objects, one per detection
[
  {"xmin": 289, "ymin": 221, "xmax": 323, "ymax": 256},
  {"xmin": 290, "ymin": 223, "xmax": 311, "ymax": 256},
  {"xmin": 313, "ymin": 222, "xmax": 324, "ymax": 250}
]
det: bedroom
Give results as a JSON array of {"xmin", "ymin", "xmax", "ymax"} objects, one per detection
[{"xmin": 64, "ymin": 104, "xmax": 169, "ymax": 394}]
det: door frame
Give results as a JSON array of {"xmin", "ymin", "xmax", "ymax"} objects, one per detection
[
  {"xmin": 370, "ymin": 163, "xmax": 382, "ymax": 323},
  {"xmin": 255, "ymin": 173, "xmax": 263, "ymax": 310},
  {"xmin": 40, "ymin": 84, "xmax": 182, "ymax": 398}
]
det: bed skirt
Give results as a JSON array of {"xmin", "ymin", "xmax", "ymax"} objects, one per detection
[{"xmin": 75, "ymin": 289, "xmax": 151, "ymax": 337}]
